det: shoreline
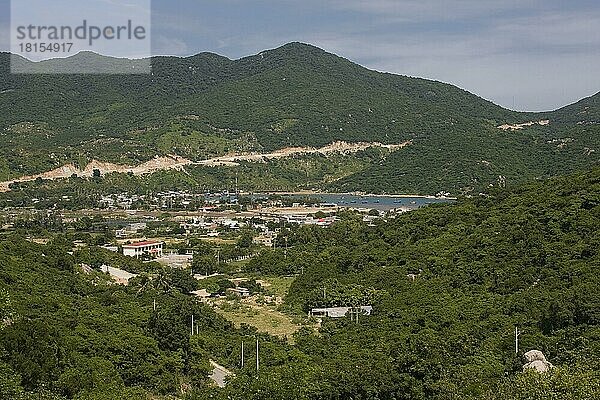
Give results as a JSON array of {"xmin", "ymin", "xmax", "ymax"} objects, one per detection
[{"xmin": 249, "ymin": 190, "xmax": 457, "ymax": 200}]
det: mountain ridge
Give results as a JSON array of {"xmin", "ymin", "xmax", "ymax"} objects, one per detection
[
  {"xmin": 1, "ymin": 42, "xmax": 598, "ymax": 194},
  {"xmin": 4, "ymin": 42, "xmax": 597, "ymax": 112}
]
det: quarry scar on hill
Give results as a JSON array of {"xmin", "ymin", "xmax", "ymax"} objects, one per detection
[{"xmin": 0, "ymin": 141, "xmax": 411, "ymax": 192}]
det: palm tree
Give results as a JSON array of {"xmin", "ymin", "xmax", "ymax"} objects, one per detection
[
  {"xmin": 135, "ymin": 273, "xmax": 153, "ymax": 295},
  {"xmin": 153, "ymin": 269, "xmax": 172, "ymax": 292}
]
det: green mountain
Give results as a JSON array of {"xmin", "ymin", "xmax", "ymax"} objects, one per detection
[{"xmin": 1, "ymin": 43, "xmax": 598, "ymax": 194}]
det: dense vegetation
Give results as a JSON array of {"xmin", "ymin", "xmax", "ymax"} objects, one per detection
[
  {"xmin": 241, "ymin": 166, "xmax": 600, "ymax": 398},
  {"xmin": 2, "ymin": 166, "xmax": 600, "ymax": 398},
  {"xmin": 0, "ymin": 235, "xmax": 290, "ymax": 399},
  {"xmin": 1, "ymin": 43, "xmax": 598, "ymax": 194}
]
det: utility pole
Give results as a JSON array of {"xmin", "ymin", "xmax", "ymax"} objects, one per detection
[
  {"xmin": 241, "ymin": 341, "xmax": 245, "ymax": 368},
  {"xmin": 515, "ymin": 326, "xmax": 520, "ymax": 354},
  {"xmin": 153, "ymin": 299, "xmax": 156, "ymax": 311},
  {"xmin": 191, "ymin": 315, "xmax": 194, "ymax": 336},
  {"xmin": 256, "ymin": 338, "xmax": 259, "ymax": 373}
]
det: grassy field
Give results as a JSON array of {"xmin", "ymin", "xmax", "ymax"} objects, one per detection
[
  {"xmin": 214, "ymin": 301, "xmax": 301, "ymax": 341},
  {"xmin": 259, "ymin": 276, "xmax": 295, "ymax": 298},
  {"xmin": 212, "ymin": 276, "xmax": 308, "ymax": 342}
]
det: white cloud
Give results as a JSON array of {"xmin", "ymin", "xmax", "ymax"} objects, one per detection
[
  {"xmin": 328, "ymin": 0, "xmax": 540, "ymax": 21},
  {"xmin": 2, "ymin": 0, "xmax": 598, "ymax": 110},
  {"xmin": 282, "ymin": 6, "xmax": 600, "ymax": 111}
]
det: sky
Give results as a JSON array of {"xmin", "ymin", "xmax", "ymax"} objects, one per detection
[{"xmin": 1, "ymin": 0, "xmax": 599, "ymax": 111}]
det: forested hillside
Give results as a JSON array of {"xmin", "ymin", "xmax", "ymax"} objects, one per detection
[
  {"xmin": 242, "ymin": 166, "xmax": 600, "ymax": 399},
  {"xmin": 2, "ymin": 167, "xmax": 600, "ymax": 399},
  {"xmin": 1, "ymin": 43, "xmax": 598, "ymax": 194}
]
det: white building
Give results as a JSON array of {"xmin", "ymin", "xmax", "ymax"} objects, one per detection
[
  {"xmin": 310, "ymin": 306, "xmax": 373, "ymax": 318},
  {"xmin": 122, "ymin": 241, "xmax": 164, "ymax": 258}
]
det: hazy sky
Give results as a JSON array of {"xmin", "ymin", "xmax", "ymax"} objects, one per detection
[{"xmin": 2, "ymin": 0, "xmax": 599, "ymax": 111}]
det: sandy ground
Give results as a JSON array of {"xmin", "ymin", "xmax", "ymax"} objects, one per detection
[
  {"xmin": 199, "ymin": 140, "xmax": 410, "ymax": 165},
  {"xmin": 100, "ymin": 265, "xmax": 138, "ymax": 285},
  {"xmin": 497, "ymin": 120, "xmax": 550, "ymax": 131}
]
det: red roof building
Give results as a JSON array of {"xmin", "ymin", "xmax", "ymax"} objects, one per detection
[{"xmin": 122, "ymin": 240, "xmax": 164, "ymax": 258}]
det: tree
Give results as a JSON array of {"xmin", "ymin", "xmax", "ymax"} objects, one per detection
[
  {"xmin": 192, "ymin": 255, "xmax": 215, "ymax": 276},
  {"xmin": 0, "ymin": 362, "xmax": 23, "ymax": 399},
  {"xmin": 148, "ymin": 299, "xmax": 191, "ymax": 353},
  {"xmin": 56, "ymin": 357, "xmax": 123, "ymax": 398},
  {"xmin": 236, "ymin": 230, "xmax": 254, "ymax": 249},
  {"xmin": 0, "ymin": 320, "xmax": 62, "ymax": 389},
  {"xmin": 169, "ymin": 269, "xmax": 198, "ymax": 294}
]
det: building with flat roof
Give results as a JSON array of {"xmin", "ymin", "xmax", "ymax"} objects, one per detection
[
  {"xmin": 226, "ymin": 287, "xmax": 250, "ymax": 297},
  {"xmin": 122, "ymin": 240, "xmax": 164, "ymax": 259},
  {"xmin": 310, "ymin": 306, "xmax": 373, "ymax": 318}
]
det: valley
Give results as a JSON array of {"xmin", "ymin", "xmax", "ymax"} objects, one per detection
[{"xmin": 1, "ymin": 41, "xmax": 599, "ymax": 400}]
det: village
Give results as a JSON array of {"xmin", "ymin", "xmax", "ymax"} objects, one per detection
[
  {"xmin": 0, "ymin": 192, "xmax": 405, "ymax": 343},
  {"xmin": 0, "ymin": 187, "xmax": 447, "ymax": 388}
]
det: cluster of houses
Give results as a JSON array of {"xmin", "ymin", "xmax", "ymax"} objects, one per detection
[
  {"xmin": 97, "ymin": 191, "xmax": 243, "ymax": 211},
  {"xmin": 116, "ymin": 222, "xmax": 147, "ymax": 238}
]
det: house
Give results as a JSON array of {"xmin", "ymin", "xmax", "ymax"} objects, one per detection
[
  {"xmin": 116, "ymin": 222, "xmax": 147, "ymax": 238},
  {"xmin": 101, "ymin": 245, "xmax": 119, "ymax": 253},
  {"xmin": 191, "ymin": 289, "xmax": 211, "ymax": 301},
  {"xmin": 128, "ymin": 222, "xmax": 147, "ymax": 232},
  {"xmin": 230, "ymin": 277, "xmax": 249, "ymax": 287},
  {"xmin": 122, "ymin": 240, "xmax": 164, "ymax": 258},
  {"xmin": 310, "ymin": 306, "xmax": 373, "ymax": 318},
  {"xmin": 253, "ymin": 235, "xmax": 273, "ymax": 247},
  {"xmin": 226, "ymin": 287, "xmax": 250, "ymax": 297}
]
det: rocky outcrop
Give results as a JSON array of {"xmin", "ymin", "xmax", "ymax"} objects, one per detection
[{"xmin": 522, "ymin": 350, "xmax": 553, "ymax": 373}]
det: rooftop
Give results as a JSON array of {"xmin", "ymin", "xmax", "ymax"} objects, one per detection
[{"xmin": 122, "ymin": 240, "xmax": 163, "ymax": 248}]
